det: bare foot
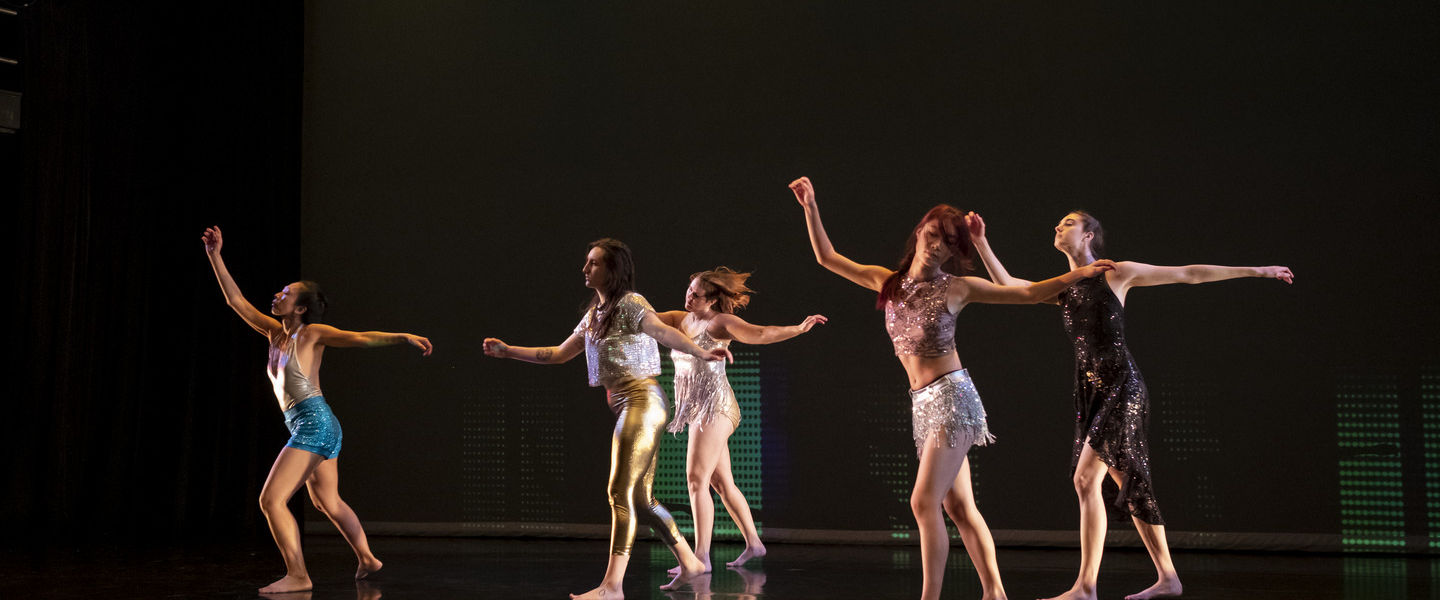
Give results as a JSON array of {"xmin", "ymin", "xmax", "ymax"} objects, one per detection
[
  {"xmin": 258, "ymin": 574, "xmax": 313, "ymax": 594},
  {"xmin": 725, "ymin": 543, "xmax": 766, "ymax": 568},
  {"xmin": 356, "ymin": 556, "xmax": 384, "ymax": 580},
  {"xmin": 658, "ymin": 558, "xmax": 705, "ymax": 591},
  {"xmin": 665, "ymin": 554, "xmax": 712, "ymax": 576},
  {"xmin": 1040, "ymin": 586, "xmax": 1096, "ymax": 600},
  {"xmin": 1125, "ymin": 578, "xmax": 1183, "ymax": 600},
  {"xmin": 570, "ymin": 585, "xmax": 623, "ymax": 600}
]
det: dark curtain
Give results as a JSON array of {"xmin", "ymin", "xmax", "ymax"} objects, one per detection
[{"xmin": 5, "ymin": 1, "xmax": 303, "ymax": 543}]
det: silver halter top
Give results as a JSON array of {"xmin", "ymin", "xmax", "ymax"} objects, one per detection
[
  {"xmin": 268, "ymin": 325, "xmax": 323, "ymax": 410},
  {"xmin": 667, "ymin": 328, "xmax": 735, "ymax": 432},
  {"xmin": 884, "ymin": 273, "xmax": 957, "ymax": 357}
]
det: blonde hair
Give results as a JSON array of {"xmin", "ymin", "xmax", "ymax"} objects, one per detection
[{"xmin": 691, "ymin": 267, "xmax": 753, "ymax": 314}]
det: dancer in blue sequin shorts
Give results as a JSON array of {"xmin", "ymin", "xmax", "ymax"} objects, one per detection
[{"xmin": 202, "ymin": 226, "xmax": 433, "ymax": 594}]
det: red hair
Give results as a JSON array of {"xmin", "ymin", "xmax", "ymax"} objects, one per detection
[{"xmin": 876, "ymin": 205, "xmax": 975, "ymax": 310}]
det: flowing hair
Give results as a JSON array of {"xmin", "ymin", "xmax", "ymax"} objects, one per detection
[
  {"xmin": 875, "ymin": 205, "xmax": 974, "ymax": 310},
  {"xmin": 583, "ymin": 238, "xmax": 637, "ymax": 337},
  {"xmin": 691, "ymin": 267, "xmax": 753, "ymax": 314}
]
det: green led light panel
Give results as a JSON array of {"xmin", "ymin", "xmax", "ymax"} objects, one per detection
[{"xmin": 1335, "ymin": 375, "xmax": 1404, "ymax": 551}]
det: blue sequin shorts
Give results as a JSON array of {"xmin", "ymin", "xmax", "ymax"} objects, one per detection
[
  {"xmin": 909, "ymin": 369, "xmax": 995, "ymax": 458},
  {"xmin": 283, "ymin": 396, "xmax": 343, "ymax": 459}
]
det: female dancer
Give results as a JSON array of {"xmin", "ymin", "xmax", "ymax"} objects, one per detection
[
  {"xmin": 201, "ymin": 226, "xmax": 433, "ymax": 594},
  {"xmin": 787, "ymin": 177, "xmax": 1115, "ymax": 600},
  {"xmin": 655, "ymin": 267, "xmax": 827, "ymax": 574},
  {"xmin": 482, "ymin": 238, "xmax": 732, "ymax": 600},
  {"xmin": 967, "ymin": 211, "xmax": 1292, "ymax": 600}
]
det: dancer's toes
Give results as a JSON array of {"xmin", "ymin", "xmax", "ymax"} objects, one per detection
[
  {"xmin": 570, "ymin": 585, "xmax": 622, "ymax": 600},
  {"xmin": 1039, "ymin": 587, "xmax": 1096, "ymax": 600},
  {"xmin": 658, "ymin": 559, "xmax": 706, "ymax": 591},
  {"xmin": 356, "ymin": 557, "xmax": 384, "ymax": 580},
  {"xmin": 724, "ymin": 543, "xmax": 766, "ymax": 568},
  {"xmin": 1124, "ymin": 578, "xmax": 1182, "ymax": 600},
  {"xmin": 259, "ymin": 574, "xmax": 313, "ymax": 594}
]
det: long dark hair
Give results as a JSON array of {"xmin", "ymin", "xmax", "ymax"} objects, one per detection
[
  {"xmin": 583, "ymin": 238, "xmax": 636, "ymax": 337},
  {"xmin": 295, "ymin": 280, "xmax": 327, "ymax": 324},
  {"xmin": 691, "ymin": 267, "xmax": 753, "ymax": 314},
  {"xmin": 876, "ymin": 205, "xmax": 974, "ymax": 310},
  {"xmin": 1069, "ymin": 210, "xmax": 1105, "ymax": 258}
]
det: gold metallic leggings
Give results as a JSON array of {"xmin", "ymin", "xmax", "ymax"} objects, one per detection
[{"xmin": 605, "ymin": 377, "xmax": 686, "ymax": 555}]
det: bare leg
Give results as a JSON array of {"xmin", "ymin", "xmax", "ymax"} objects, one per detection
[
  {"xmin": 939, "ymin": 458, "xmax": 1004, "ymax": 600},
  {"xmin": 912, "ymin": 430, "xmax": 1002, "ymax": 600},
  {"xmin": 258, "ymin": 447, "xmax": 326, "ymax": 594},
  {"xmin": 1042, "ymin": 440, "xmax": 1110, "ymax": 600},
  {"xmin": 712, "ymin": 445, "xmax": 765, "ymax": 567},
  {"xmin": 682, "ymin": 421, "xmax": 732, "ymax": 573},
  {"xmin": 1125, "ymin": 516, "xmax": 1182, "ymax": 599},
  {"xmin": 305, "ymin": 458, "xmax": 383, "ymax": 579}
]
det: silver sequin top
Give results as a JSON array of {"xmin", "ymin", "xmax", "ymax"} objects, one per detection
[
  {"xmin": 884, "ymin": 273, "xmax": 956, "ymax": 357},
  {"xmin": 267, "ymin": 325, "xmax": 323, "ymax": 410},
  {"xmin": 575, "ymin": 292, "xmax": 662, "ymax": 388},
  {"xmin": 668, "ymin": 328, "xmax": 735, "ymax": 432}
]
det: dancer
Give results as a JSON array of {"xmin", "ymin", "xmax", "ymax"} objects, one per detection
[
  {"xmin": 483, "ymin": 238, "xmax": 733, "ymax": 600},
  {"xmin": 201, "ymin": 226, "xmax": 433, "ymax": 594},
  {"xmin": 787, "ymin": 177, "xmax": 1115, "ymax": 600},
  {"xmin": 967, "ymin": 211, "xmax": 1292, "ymax": 600},
  {"xmin": 656, "ymin": 267, "xmax": 827, "ymax": 574}
]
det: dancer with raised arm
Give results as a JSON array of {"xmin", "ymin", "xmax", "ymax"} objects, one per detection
[
  {"xmin": 201, "ymin": 226, "xmax": 433, "ymax": 594},
  {"xmin": 787, "ymin": 177, "xmax": 1115, "ymax": 600},
  {"xmin": 968, "ymin": 211, "xmax": 1292, "ymax": 600},
  {"xmin": 655, "ymin": 267, "xmax": 827, "ymax": 574},
  {"xmin": 482, "ymin": 238, "xmax": 733, "ymax": 600}
]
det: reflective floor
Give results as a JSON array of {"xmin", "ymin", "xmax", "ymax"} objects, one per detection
[{"xmin": 1, "ymin": 535, "xmax": 1435, "ymax": 599}]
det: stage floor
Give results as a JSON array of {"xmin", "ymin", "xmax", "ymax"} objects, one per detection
[{"xmin": 1, "ymin": 535, "xmax": 1434, "ymax": 599}]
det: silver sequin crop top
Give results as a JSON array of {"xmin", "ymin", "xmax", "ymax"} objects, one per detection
[
  {"xmin": 884, "ymin": 273, "xmax": 957, "ymax": 357},
  {"xmin": 575, "ymin": 292, "xmax": 662, "ymax": 388},
  {"xmin": 267, "ymin": 325, "xmax": 324, "ymax": 410}
]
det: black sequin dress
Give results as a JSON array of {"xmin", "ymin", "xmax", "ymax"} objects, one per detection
[{"xmin": 1058, "ymin": 274, "xmax": 1164, "ymax": 525}]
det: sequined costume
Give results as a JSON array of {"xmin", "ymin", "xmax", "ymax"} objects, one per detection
[
  {"xmin": 575, "ymin": 292, "xmax": 688, "ymax": 554},
  {"xmin": 668, "ymin": 328, "xmax": 741, "ymax": 433},
  {"xmin": 1059, "ymin": 275, "xmax": 1164, "ymax": 525},
  {"xmin": 885, "ymin": 273, "xmax": 995, "ymax": 456},
  {"xmin": 268, "ymin": 325, "xmax": 343, "ymax": 459}
]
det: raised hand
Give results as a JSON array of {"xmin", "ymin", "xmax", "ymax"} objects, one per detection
[
  {"xmin": 482, "ymin": 337, "xmax": 509, "ymax": 358},
  {"xmin": 1262, "ymin": 266, "xmax": 1294, "ymax": 284},
  {"xmin": 797, "ymin": 314, "xmax": 828, "ymax": 333},
  {"xmin": 405, "ymin": 334, "xmax": 434, "ymax": 356},
  {"xmin": 1078, "ymin": 259, "xmax": 1117, "ymax": 278},
  {"xmin": 202, "ymin": 226, "xmax": 224, "ymax": 255},
  {"xmin": 788, "ymin": 176, "xmax": 816, "ymax": 210},
  {"xmin": 965, "ymin": 212, "xmax": 986, "ymax": 243}
]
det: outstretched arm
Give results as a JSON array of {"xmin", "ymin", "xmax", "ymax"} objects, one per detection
[
  {"xmin": 641, "ymin": 312, "xmax": 733, "ymax": 363},
  {"xmin": 483, "ymin": 332, "xmax": 583, "ymax": 364},
  {"xmin": 1114, "ymin": 261, "xmax": 1294, "ymax": 291},
  {"xmin": 966, "ymin": 212, "xmax": 1035, "ymax": 287},
  {"xmin": 201, "ymin": 226, "xmax": 281, "ymax": 337},
  {"xmin": 788, "ymin": 177, "xmax": 894, "ymax": 292},
  {"xmin": 712, "ymin": 312, "xmax": 827, "ymax": 345},
  {"xmin": 653, "ymin": 310, "xmax": 687, "ymax": 329},
  {"xmin": 309, "ymin": 323, "xmax": 434, "ymax": 355},
  {"xmin": 956, "ymin": 260, "xmax": 1116, "ymax": 307}
]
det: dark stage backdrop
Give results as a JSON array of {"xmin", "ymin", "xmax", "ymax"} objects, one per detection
[
  {"xmin": 7, "ymin": 2, "xmax": 304, "ymax": 543},
  {"xmin": 295, "ymin": 2, "xmax": 1439, "ymax": 550}
]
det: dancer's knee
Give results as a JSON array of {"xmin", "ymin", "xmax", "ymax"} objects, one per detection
[
  {"xmin": 910, "ymin": 491, "xmax": 943, "ymax": 517},
  {"xmin": 1073, "ymin": 469, "xmax": 1103, "ymax": 496},
  {"xmin": 310, "ymin": 494, "xmax": 341, "ymax": 517},
  {"xmin": 686, "ymin": 473, "xmax": 710, "ymax": 496},
  {"xmin": 259, "ymin": 491, "xmax": 289, "ymax": 516}
]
